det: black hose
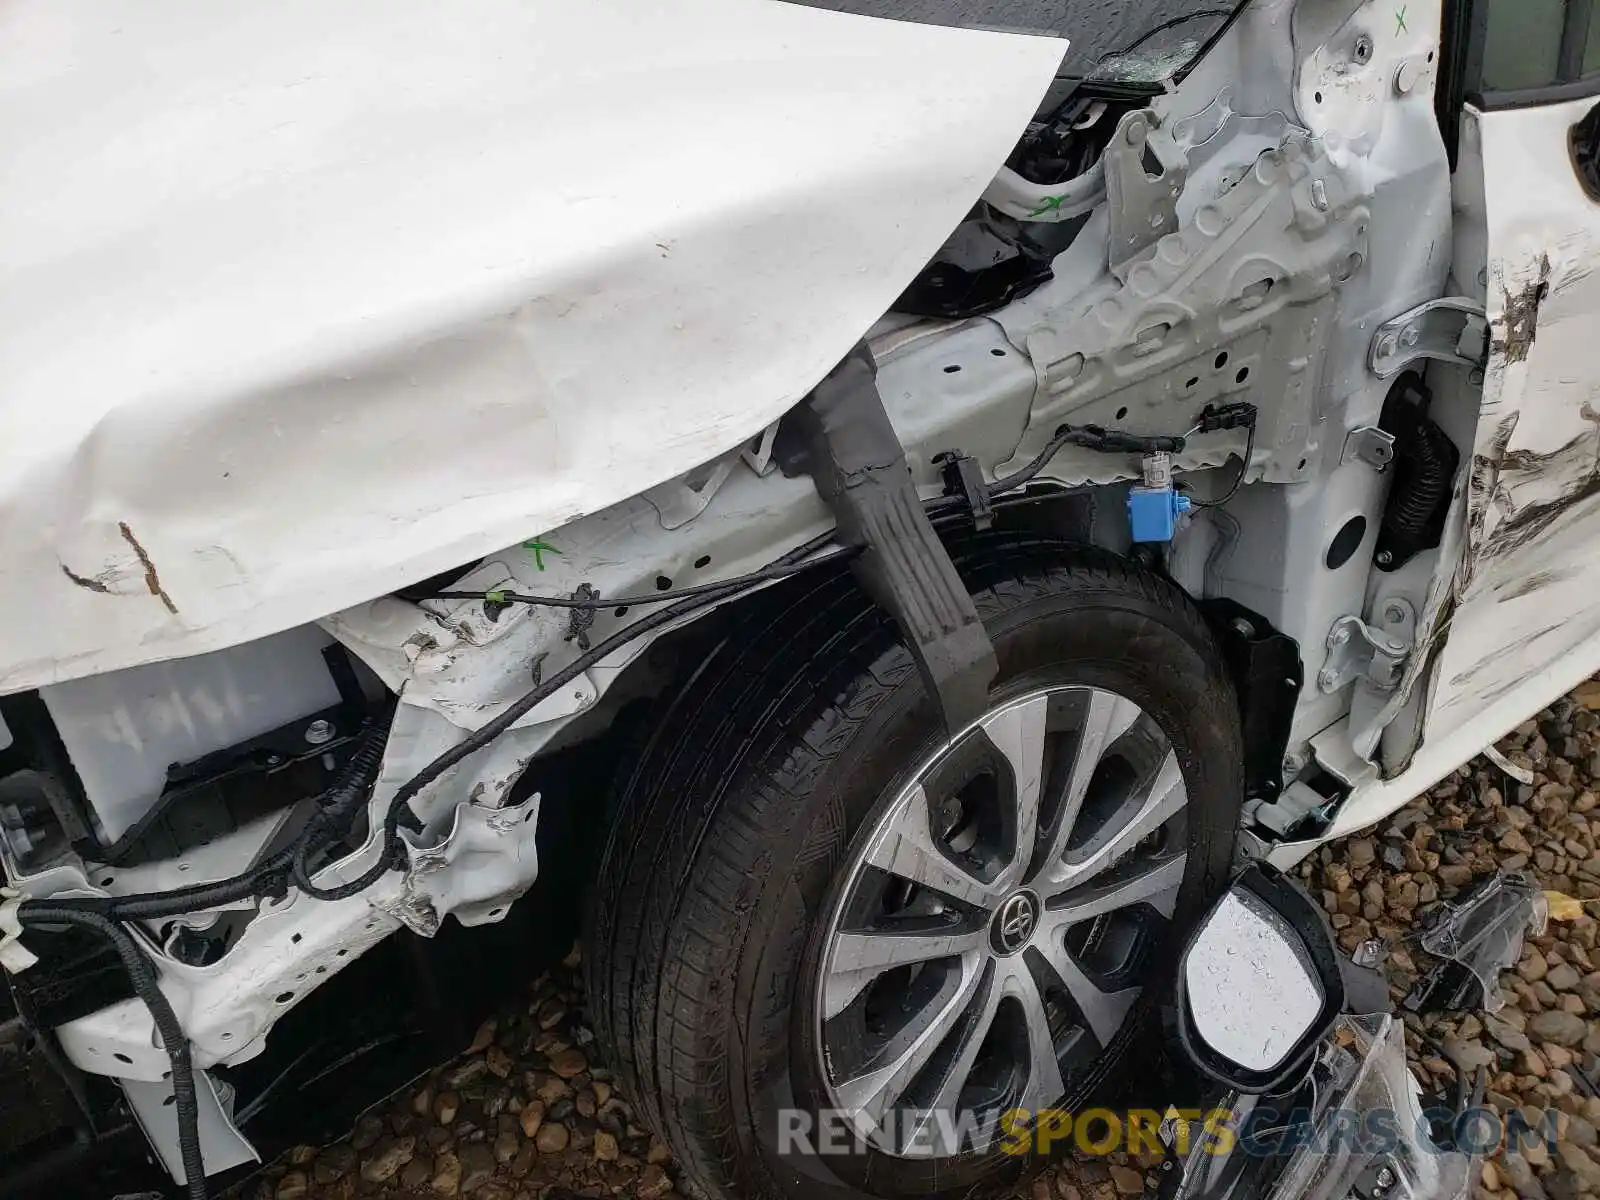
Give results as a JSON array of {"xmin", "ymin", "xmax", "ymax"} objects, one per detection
[
  {"xmin": 1191, "ymin": 420, "xmax": 1257, "ymax": 509},
  {"xmin": 989, "ymin": 422, "xmax": 1188, "ymax": 497},
  {"xmin": 17, "ymin": 905, "xmax": 207, "ymax": 1200},
  {"xmin": 296, "ymin": 534, "xmax": 852, "ymax": 900},
  {"xmin": 425, "ymin": 549, "xmax": 855, "ymax": 609},
  {"xmin": 295, "ymin": 713, "xmax": 397, "ymax": 841},
  {"xmin": 40, "ymin": 716, "xmax": 395, "ymax": 922},
  {"xmin": 110, "ymin": 867, "xmax": 288, "ymax": 922}
]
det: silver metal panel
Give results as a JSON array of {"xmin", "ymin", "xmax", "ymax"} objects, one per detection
[
  {"xmin": 122, "ymin": 1069, "xmax": 258, "ymax": 1186},
  {"xmin": 40, "ymin": 625, "xmax": 341, "ymax": 842}
]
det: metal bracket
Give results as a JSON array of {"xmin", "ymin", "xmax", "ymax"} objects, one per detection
[
  {"xmin": 123, "ymin": 1070, "xmax": 258, "ymax": 1185},
  {"xmin": 1346, "ymin": 598, "xmax": 1420, "ymax": 759},
  {"xmin": 778, "ymin": 344, "xmax": 998, "ymax": 734},
  {"xmin": 741, "ymin": 421, "xmax": 781, "ymax": 477},
  {"xmin": 1342, "ymin": 425, "xmax": 1396, "ymax": 470},
  {"xmin": 1369, "ymin": 297, "xmax": 1487, "ymax": 378},
  {"xmin": 1243, "ymin": 780, "xmax": 1332, "ymax": 839},
  {"xmin": 1103, "ymin": 108, "xmax": 1189, "ymax": 276},
  {"xmin": 642, "ymin": 449, "xmax": 741, "ymax": 530},
  {"xmin": 1317, "ymin": 613, "xmax": 1412, "ymax": 694}
]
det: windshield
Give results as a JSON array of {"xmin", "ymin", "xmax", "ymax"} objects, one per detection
[{"xmin": 788, "ymin": 0, "xmax": 1240, "ymax": 85}]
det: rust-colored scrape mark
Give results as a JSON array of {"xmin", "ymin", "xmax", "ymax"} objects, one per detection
[
  {"xmin": 59, "ymin": 563, "xmax": 112, "ymax": 594},
  {"xmin": 118, "ymin": 522, "xmax": 178, "ymax": 615},
  {"xmin": 1493, "ymin": 254, "xmax": 1551, "ymax": 364}
]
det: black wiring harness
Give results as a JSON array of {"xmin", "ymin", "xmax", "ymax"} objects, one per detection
[
  {"xmin": 10, "ymin": 402, "xmax": 1257, "ymax": 1197},
  {"xmin": 12, "ymin": 529, "xmax": 844, "ymax": 1199},
  {"xmin": 1188, "ymin": 401, "xmax": 1258, "ymax": 508}
]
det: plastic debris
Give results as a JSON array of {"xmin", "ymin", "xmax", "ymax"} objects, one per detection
[
  {"xmin": 0, "ymin": 887, "xmax": 37, "ymax": 973},
  {"xmin": 1404, "ymin": 872, "xmax": 1547, "ymax": 1013},
  {"xmin": 1482, "ymin": 743, "xmax": 1534, "ymax": 785},
  {"xmin": 1159, "ymin": 1016, "xmax": 1474, "ymax": 1200}
]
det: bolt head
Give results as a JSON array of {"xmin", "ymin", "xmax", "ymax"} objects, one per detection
[
  {"xmin": 1319, "ymin": 668, "xmax": 1339, "ymax": 689},
  {"xmin": 1230, "ymin": 617, "xmax": 1256, "ymax": 639},
  {"xmin": 1378, "ymin": 332, "xmax": 1399, "ymax": 357},
  {"xmin": 1331, "ymin": 627, "xmax": 1350, "ymax": 646},
  {"xmin": 1376, "ymin": 549, "xmax": 1395, "ymax": 566},
  {"xmin": 305, "ymin": 718, "xmax": 335, "ymax": 745},
  {"xmin": 1401, "ymin": 325, "xmax": 1421, "ymax": 347},
  {"xmin": 1384, "ymin": 603, "xmax": 1406, "ymax": 623},
  {"xmin": 1126, "ymin": 117, "xmax": 1148, "ymax": 146}
]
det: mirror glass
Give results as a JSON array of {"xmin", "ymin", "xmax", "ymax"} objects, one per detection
[{"xmin": 1184, "ymin": 886, "xmax": 1324, "ymax": 1071}]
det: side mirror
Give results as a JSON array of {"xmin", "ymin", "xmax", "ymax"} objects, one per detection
[{"xmin": 1174, "ymin": 864, "xmax": 1344, "ymax": 1093}]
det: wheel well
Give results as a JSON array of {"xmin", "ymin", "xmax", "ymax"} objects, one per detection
[{"xmin": 528, "ymin": 514, "xmax": 1186, "ymax": 906}]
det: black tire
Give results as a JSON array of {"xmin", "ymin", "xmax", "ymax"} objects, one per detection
[{"xmin": 584, "ymin": 537, "xmax": 1242, "ymax": 1200}]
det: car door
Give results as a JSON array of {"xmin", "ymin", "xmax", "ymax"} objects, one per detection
[{"xmin": 1426, "ymin": 0, "xmax": 1600, "ymax": 744}]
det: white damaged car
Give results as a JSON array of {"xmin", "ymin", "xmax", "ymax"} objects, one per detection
[{"xmin": 0, "ymin": 0, "xmax": 1589, "ymax": 1196}]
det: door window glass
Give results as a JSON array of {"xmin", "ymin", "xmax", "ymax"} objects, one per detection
[
  {"xmin": 1481, "ymin": 0, "xmax": 1564, "ymax": 90},
  {"xmin": 1477, "ymin": 0, "xmax": 1600, "ymax": 93}
]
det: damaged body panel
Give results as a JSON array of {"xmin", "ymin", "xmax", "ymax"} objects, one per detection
[
  {"xmin": 0, "ymin": 0, "xmax": 1065, "ymax": 694},
  {"xmin": 1418, "ymin": 98, "xmax": 1600, "ymax": 755}
]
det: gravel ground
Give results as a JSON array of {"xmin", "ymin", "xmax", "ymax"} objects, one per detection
[{"xmin": 258, "ymin": 681, "xmax": 1600, "ymax": 1200}]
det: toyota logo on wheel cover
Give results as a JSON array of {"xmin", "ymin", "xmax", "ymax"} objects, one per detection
[{"xmin": 993, "ymin": 890, "xmax": 1040, "ymax": 954}]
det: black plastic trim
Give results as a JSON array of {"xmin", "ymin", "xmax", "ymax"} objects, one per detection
[
  {"xmin": 1435, "ymin": 0, "xmax": 1478, "ymax": 165},
  {"xmin": 776, "ymin": 344, "xmax": 999, "ymax": 734},
  {"xmin": 1197, "ymin": 600, "xmax": 1301, "ymax": 810},
  {"xmin": 1472, "ymin": 80, "xmax": 1600, "ymax": 110}
]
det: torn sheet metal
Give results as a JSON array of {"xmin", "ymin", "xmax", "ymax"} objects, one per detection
[
  {"xmin": 1405, "ymin": 872, "xmax": 1548, "ymax": 1014},
  {"xmin": 386, "ymin": 789, "xmax": 542, "ymax": 937},
  {"xmin": 0, "ymin": 0, "xmax": 1066, "ymax": 694}
]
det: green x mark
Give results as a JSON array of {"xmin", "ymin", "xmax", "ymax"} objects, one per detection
[
  {"xmin": 1028, "ymin": 194, "xmax": 1067, "ymax": 218},
  {"xmin": 522, "ymin": 538, "xmax": 561, "ymax": 570},
  {"xmin": 1396, "ymin": 5, "xmax": 1408, "ymax": 33}
]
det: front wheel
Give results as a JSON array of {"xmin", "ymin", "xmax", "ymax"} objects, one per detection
[{"xmin": 585, "ymin": 540, "xmax": 1243, "ymax": 1200}]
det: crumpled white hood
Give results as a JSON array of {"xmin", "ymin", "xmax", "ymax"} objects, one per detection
[{"xmin": 0, "ymin": 0, "xmax": 1063, "ymax": 693}]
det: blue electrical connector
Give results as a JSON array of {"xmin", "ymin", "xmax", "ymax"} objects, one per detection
[
  {"xmin": 1126, "ymin": 453, "xmax": 1191, "ymax": 543},
  {"xmin": 1128, "ymin": 486, "xmax": 1191, "ymax": 542}
]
